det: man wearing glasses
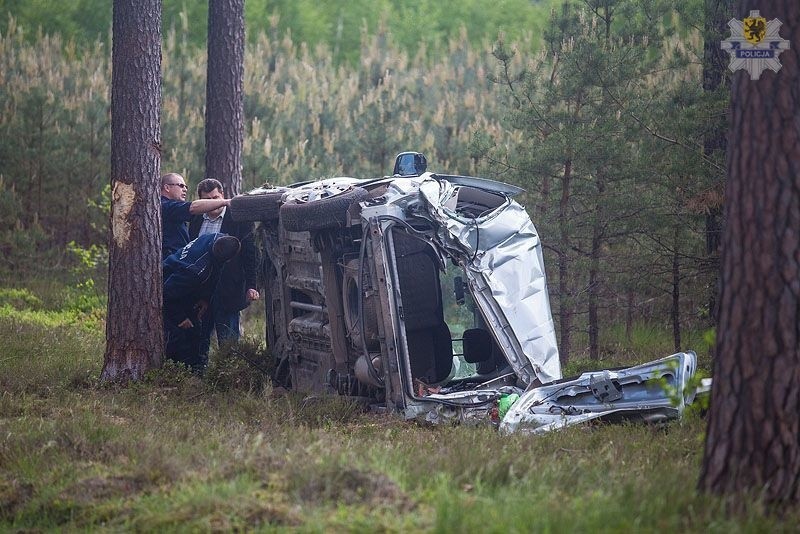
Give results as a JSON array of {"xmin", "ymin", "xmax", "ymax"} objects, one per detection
[{"xmin": 160, "ymin": 173, "xmax": 231, "ymax": 259}]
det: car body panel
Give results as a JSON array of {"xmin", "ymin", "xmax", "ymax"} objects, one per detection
[{"xmin": 500, "ymin": 351, "xmax": 700, "ymax": 435}]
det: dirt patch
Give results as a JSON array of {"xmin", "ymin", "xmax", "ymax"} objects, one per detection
[{"xmin": 300, "ymin": 467, "xmax": 414, "ymax": 510}]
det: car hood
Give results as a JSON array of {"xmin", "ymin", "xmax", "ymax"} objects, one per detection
[{"xmin": 499, "ymin": 351, "xmax": 702, "ymax": 434}]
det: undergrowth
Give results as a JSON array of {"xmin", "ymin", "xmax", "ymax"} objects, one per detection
[{"xmin": 1, "ymin": 287, "xmax": 795, "ymax": 532}]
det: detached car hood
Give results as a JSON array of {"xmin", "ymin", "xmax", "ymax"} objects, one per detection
[{"xmin": 500, "ymin": 351, "xmax": 702, "ymax": 434}]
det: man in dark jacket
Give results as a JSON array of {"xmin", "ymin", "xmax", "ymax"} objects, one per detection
[
  {"xmin": 189, "ymin": 178, "xmax": 260, "ymax": 358},
  {"xmin": 163, "ymin": 233, "xmax": 241, "ymax": 370},
  {"xmin": 160, "ymin": 172, "xmax": 231, "ymax": 259}
]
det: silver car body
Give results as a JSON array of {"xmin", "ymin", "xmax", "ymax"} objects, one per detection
[{"xmin": 235, "ymin": 170, "xmax": 706, "ymax": 433}]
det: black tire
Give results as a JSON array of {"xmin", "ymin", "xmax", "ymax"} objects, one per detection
[
  {"xmin": 280, "ymin": 186, "xmax": 369, "ymax": 232},
  {"xmin": 342, "ymin": 259, "xmax": 380, "ymax": 350},
  {"xmin": 229, "ymin": 189, "xmax": 285, "ymax": 222}
]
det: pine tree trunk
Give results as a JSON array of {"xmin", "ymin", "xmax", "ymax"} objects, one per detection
[
  {"xmin": 205, "ymin": 0, "xmax": 245, "ymax": 197},
  {"xmin": 102, "ymin": 0, "xmax": 164, "ymax": 381},
  {"xmin": 702, "ymin": 0, "xmax": 733, "ymax": 322},
  {"xmin": 588, "ymin": 172, "xmax": 605, "ymax": 361},
  {"xmin": 625, "ymin": 289, "xmax": 634, "ymax": 342},
  {"xmin": 671, "ymin": 222, "xmax": 681, "ymax": 351},
  {"xmin": 699, "ymin": 0, "xmax": 800, "ymax": 508},
  {"xmin": 558, "ymin": 158, "xmax": 573, "ymax": 367}
]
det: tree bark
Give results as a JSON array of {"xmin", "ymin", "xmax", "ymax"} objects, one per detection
[
  {"xmin": 205, "ymin": 0, "xmax": 245, "ymax": 197},
  {"xmin": 102, "ymin": 0, "xmax": 164, "ymax": 381},
  {"xmin": 699, "ymin": 0, "xmax": 800, "ymax": 508},
  {"xmin": 625, "ymin": 289, "xmax": 634, "ymax": 342},
  {"xmin": 588, "ymin": 171, "xmax": 605, "ymax": 361},
  {"xmin": 703, "ymin": 0, "xmax": 734, "ymax": 322},
  {"xmin": 671, "ymin": 222, "xmax": 681, "ymax": 351},
  {"xmin": 558, "ymin": 158, "xmax": 573, "ymax": 367}
]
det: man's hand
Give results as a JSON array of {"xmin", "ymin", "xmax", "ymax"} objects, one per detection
[
  {"xmin": 178, "ymin": 318, "xmax": 194, "ymax": 329},
  {"xmin": 247, "ymin": 288, "xmax": 260, "ymax": 301}
]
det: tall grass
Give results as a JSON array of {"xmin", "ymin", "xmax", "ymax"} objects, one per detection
[{"xmin": 1, "ymin": 299, "xmax": 796, "ymax": 531}]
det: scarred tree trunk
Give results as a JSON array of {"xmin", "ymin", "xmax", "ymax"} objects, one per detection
[
  {"xmin": 102, "ymin": 0, "xmax": 163, "ymax": 381},
  {"xmin": 699, "ymin": 0, "xmax": 800, "ymax": 508},
  {"xmin": 205, "ymin": 0, "xmax": 245, "ymax": 197}
]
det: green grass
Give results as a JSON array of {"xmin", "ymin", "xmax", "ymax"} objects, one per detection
[
  {"xmin": 563, "ymin": 322, "xmax": 715, "ymax": 378},
  {"xmin": 0, "ymin": 289, "xmax": 795, "ymax": 531}
]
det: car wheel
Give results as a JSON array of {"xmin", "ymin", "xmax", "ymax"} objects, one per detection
[
  {"xmin": 342, "ymin": 259, "xmax": 380, "ymax": 350},
  {"xmin": 280, "ymin": 185, "xmax": 369, "ymax": 232},
  {"xmin": 229, "ymin": 188, "xmax": 285, "ymax": 222}
]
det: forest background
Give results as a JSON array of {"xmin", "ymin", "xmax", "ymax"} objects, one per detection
[
  {"xmin": 0, "ymin": 0, "xmax": 724, "ymax": 364},
  {"xmin": 13, "ymin": 0, "xmax": 800, "ymax": 531}
]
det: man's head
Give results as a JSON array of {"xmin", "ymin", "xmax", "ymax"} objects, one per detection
[
  {"xmin": 161, "ymin": 173, "xmax": 188, "ymax": 201},
  {"xmin": 211, "ymin": 235, "xmax": 240, "ymax": 263},
  {"xmin": 197, "ymin": 178, "xmax": 225, "ymax": 218}
]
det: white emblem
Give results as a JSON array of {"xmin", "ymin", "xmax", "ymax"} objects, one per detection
[{"xmin": 721, "ymin": 10, "xmax": 790, "ymax": 80}]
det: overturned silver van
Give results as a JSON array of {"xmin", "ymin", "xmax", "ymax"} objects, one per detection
[{"xmin": 230, "ymin": 160, "xmax": 706, "ymax": 434}]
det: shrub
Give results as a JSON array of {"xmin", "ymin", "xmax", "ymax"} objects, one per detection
[{"xmin": 205, "ymin": 337, "xmax": 275, "ymax": 393}]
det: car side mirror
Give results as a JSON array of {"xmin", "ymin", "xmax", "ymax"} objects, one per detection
[
  {"xmin": 454, "ymin": 276, "xmax": 465, "ymax": 305},
  {"xmin": 393, "ymin": 151, "xmax": 428, "ymax": 176}
]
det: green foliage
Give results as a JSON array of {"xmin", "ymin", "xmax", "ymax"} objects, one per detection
[
  {"xmin": 0, "ymin": 287, "xmax": 42, "ymax": 309},
  {"xmin": 0, "ymin": 290, "xmax": 103, "ymax": 331},
  {"xmin": 1, "ymin": 1, "xmax": 556, "ymax": 63},
  {"xmin": 64, "ymin": 241, "xmax": 107, "ymax": 314},
  {"xmin": 205, "ymin": 337, "xmax": 275, "ymax": 393},
  {"xmin": 477, "ymin": 0, "xmax": 722, "ymax": 362},
  {"xmin": 0, "ymin": 22, "xmax": 110, "ymax": 272}
]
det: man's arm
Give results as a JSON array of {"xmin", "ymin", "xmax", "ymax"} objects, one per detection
[
  {"xmin": 189, "ymin": 198, "xmax": 230, "ymax": 215},
  {"xmin": 239, "ymin": 222, "xmax": 260, "ymax": 301}
]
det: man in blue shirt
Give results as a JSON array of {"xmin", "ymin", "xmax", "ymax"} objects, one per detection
[
  {"xmin": 160, "ymin": 173, "xmax": 231, "ymax": 259},
  {"xmin": 162, "ymin": 233, "xmax": 241, "ymax": 370}
]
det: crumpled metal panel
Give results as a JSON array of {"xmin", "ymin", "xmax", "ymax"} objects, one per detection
[
  {"xmin": 499, "ymin": 351, "xmax": 699, "ymax": 435},
  {"xmin": 417, "ymin": 177, "xmax": 562, "ymax": 384}
]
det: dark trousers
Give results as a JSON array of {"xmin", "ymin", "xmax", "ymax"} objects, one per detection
[
  {"xmin": 198, "ymin": 301, "xmax": 241, "ymax": 364},
  {"xmin": 164, "ymin": 310, "xmax": 205, "ymax": 372}
]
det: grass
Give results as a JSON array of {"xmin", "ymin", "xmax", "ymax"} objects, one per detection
[
  {"xmin": 563, "ymin": 322, "xmax": 715, "ymax": 378},
  {"xmin": 0, "ymin": 288, "xmax": 796, "ymax": 531}
]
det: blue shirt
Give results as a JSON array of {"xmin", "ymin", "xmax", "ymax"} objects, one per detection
[{"xmin": 161, "ymin": 196, "xmax": 192, "ymax": 259}]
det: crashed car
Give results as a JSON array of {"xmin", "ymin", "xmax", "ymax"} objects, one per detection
[{"xmin": 230, "ymin": 152, "xmax": 707, "ymax": 434}]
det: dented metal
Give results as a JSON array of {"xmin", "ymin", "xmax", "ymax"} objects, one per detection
[
  {"xmin": 500, "ymin": 351, "xmax": 700, "ymax": 435},
  {"xmin": 234, "ymin": 165, "xmax": 707, "ymax": 434}
]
